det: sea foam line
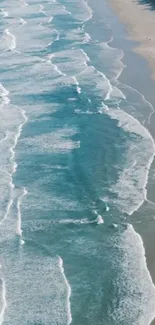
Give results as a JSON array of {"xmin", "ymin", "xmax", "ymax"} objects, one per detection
[
  {"xmin": 58, "ymin": 214, "xmax": 104, "ymax": 225},
  {"xmin": 10, "ymin": 107, "xmax": 28, "ymax": 174},
  {"xmin": 0, "ymin": 199, "xmax": 13, "ymax": 226},
  {"xmin": 39, "ymin": 4, "xmax": 47, "ymax": 16},
  {"xmin": 4, "ymin": 29, "xmax": 16, "ymax": 51},
  {"xmin": 16, "ymin": 188, "xmax": 27, "ymax": 241},
  {"xmin": 72, "ymin": 76, "xmax": 81, "ymax": 94},
  {"xmin": 58, "ymin": 256, "xmax": 72, "ymax": 325},
  {"xmin": 100, "ymin": 103, "xmax": 155, "ymax": 215},
  {"xmin": 0, "ymin": 105, "xmax": 27, "ymax": 227},
  {"xmin": 0, "ymin": 132, "xmax": 8, "ymax": 144},
  {"xmin": 0, "ymin": 278, "xmax": 7, "ymax": 325},
  {"xmin": 47, "ymin": 54, "xmax": 66, "ymax": 76}
]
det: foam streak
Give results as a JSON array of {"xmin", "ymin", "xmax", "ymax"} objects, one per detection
[
  {"xmin": 58, "ymin": 256, "xmax": 72, "ymax": 325},
  {"xmin": 0, "ymin": 278, "xmax": 7, "ymax": 325}
]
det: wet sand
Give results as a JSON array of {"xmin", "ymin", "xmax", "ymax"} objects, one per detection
[{"xmin": 108, "ymin": 0, "xmax": 155, "ymax": 80}]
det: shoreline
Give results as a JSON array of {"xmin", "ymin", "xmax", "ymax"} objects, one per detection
[
  {"xmin": 104, "ymin": 1, "xmax": 155, "ymax": 324},
  {"xmin": 107, "ymin": 0, "xmax": 155, "ymax": 81},
  {"xmin": 88, "ymin": 0, "xmax": 155, "ymax": 323}
]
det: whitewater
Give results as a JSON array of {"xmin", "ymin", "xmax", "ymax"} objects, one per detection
[{"xmin": 0, "ymin": 0, "xmax": 155, "ymax": 324}]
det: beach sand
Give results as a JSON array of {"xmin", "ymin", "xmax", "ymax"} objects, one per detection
[{"xmin": 108, "ymin": 0, "xmax": 155, "ymax": 80}]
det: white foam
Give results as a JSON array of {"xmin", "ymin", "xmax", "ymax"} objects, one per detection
[
  {"xmin": 0, "ymin": 199, "xmax": 13, "ymax": 226},
  {"xmin": 111, "ymin": 223, "xmax": 118, "ymax": 228},
  {"xmin": 48, "ymin": 16, "xmax": 53, "ymax": 23},
  {"xmin": 119, "ymin": 83, "xmax": 155, "ymax": 125},
  {"xmin": 64, "ymin": 0, "xmax": 93, "ymax": 21},
  {"xmin": 19, "ymin": 17, "xmax": 27, "ymax": 25},
  {"xmin": 93, "ymin": 210, "xmax": 104, "ymax": 224},
  {"xmin": 0, "ymin": 133, "xmax": 8, "ymax": 144},
  {"xmin": 112, "ymin": 224, "xmax": 155, "ymax": 325},
  {"xmin": 19, "ymin": 0, "xmax": 28, "ymax": 6},
  {"xmin": 58, "ymin": 256, "xmax": 72, "ymax": 325},
  {"xmin": 105, "ymin": 203, "xmax": 110, "ymax": 212},
  {"xmin": 62, "ymin": 5, "xmax": 71, "ymax": 15},
  {"xmin": 100, "ymin": 42, "xmax": 125, "ymax": 82},
  {"xmin": 58, "ymin": 214, "xmax": 104, "ymax": 225},
  {"xmin": 0, "ymin": 8, "xmax": 8, "ymax": 17},
  {"xmin": 3, "ymin": 29, "xmax": 17, "ymax": 51},
  {"xmin": 64, "ymin": 28, "xmax": 91, "ymax": 44},
  {"xmin": 96, "ymin": 215, "xmax": 104, "ymax": 224},
  {"xmin": 0, "ymin": 278, "xmax": 7, "ymax": 325},
  {"xmin": 1, "ymin": 253, "xmax": 74, "ymax": 324},
  {"xmin": 77, "ymin": 66, "xmax": 112, "ymax": 100},
  {"xmin": 101, "ymin": 105, "xmax": 155, "ymax": 215},
  {"xmin": 16, "ymin": 187, "xmax": 27, "ymax": 237},
  {"xmin": 19, "ymin": 128, "xmax": 80, "ymax": 154},
  {"xmin": 72, "ymin": 76, "xmax": 82, "ymax": 94},
  {"xmin": 0, "ymin": 83, "xmax": 9, "ymax": 100},
  {"xmin": 39, "ymin": 4, "xmax": 46, "ymax": 15},
  {"xmin": 10, "ymin": 107, "xmax": 28, "ymax": 174},
  {"xmin": 50, "ymin": 49, "xmax": 89, "ymax": 76}
]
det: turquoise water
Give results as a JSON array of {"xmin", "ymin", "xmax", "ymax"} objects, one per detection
[{"xmin": 0, "ymin": 0, "xmax": 155, "ymax": 324}]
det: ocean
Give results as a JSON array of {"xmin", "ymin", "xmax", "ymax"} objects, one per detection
[{"xmin": 0, "ymin": 0, "xmax": 155, "ymax": 324}]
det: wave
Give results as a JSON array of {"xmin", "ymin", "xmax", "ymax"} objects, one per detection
[
  {"xmin": 2, "ymin": 29, "xmax": 17, "ymax": 51},
  {"xmin": 0, "ymin": 82, "xmax": 27, "ymax": 235},
  {"xmin": 72, "ymin": 76, "xmax": 82, "ymax": 94},
  {"xmin": 76, "ymin": 65, "xmax": 112, "ymax": 100},
  {"xmin": 62, "ymin": 5, "xmax": 71, "ymax": 15},
  {"xmin": 19, "ymin": 0, "xmax": 28, "ymax": 7},
  {"xmin": 49, "ymin": 48, "xmax": 89, "ymax": 76},
  {"xmin": 47, "ymin": 53, "xmax": 66, "ymax": 76},
  {"xmin": 100, "ymin": 103, "xmax": 155, "ymax": 215},
  {"xmin": 0, "ymin": 8, "xmax": 8, "ymax": 17},
  {"xmin": 118, "ymin": 83, "xmax": 155, "ymax": 126},
  {"xmin": 0, "ymin": 278, "xmax": 7, "ymax": 325},
  {"xmin": 112, "ymin": 224, "xmax": 155, "ymax": 325},
  {"xmin": 58, "ymin": 256, "xmax": 72, "ymax": 325},
  {"xmin": 16, "ymin": 187, "xmax": 28, "ymax": 238},
  {"xmin": 0, "ymin": 133, "xmax": 8, "ymax": 144},
  {"xmin": 58, "ymin": 213, "xmax": 104, "ymax": 225},
  {"xmin": 39, "ymin": 4, "xmax": 46, "ymax": 15},
  {"xmin": 0, "ymin": 0, "xmax": 155, "ymax": 323},
  {"xmin": 19, "ymin": 17, "xmax": 27, "ymax": 25},
  {"xmin": 100, "ymin": 41, "xmax": 125, "ymax": 82},
  {"xmin": 64, "ymin": 28, "xmax": 91, "ymax": 44},
  {"xmin": 59, "ymin": 0, "xmax": 93, "ymax": 21},
  {"xmin": 0, "ymin": 83, "xmax": 10, "ymax": 106}
]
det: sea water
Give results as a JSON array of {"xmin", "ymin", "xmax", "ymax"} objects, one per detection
[{"xmin": 0, "ymin": 0, "xmax": 155, "ymax": 324}]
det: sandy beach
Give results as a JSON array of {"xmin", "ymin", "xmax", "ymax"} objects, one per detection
[{"xmin": 108, "ymin": 0, "xmax": 155, "ymax": 80}]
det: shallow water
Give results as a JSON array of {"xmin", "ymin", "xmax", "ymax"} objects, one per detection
[{"xmin": 0, "ymin": 0, "xmax": 155, "ymax": 324}]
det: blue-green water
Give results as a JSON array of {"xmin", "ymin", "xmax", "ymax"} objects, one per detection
[{"xmin": 0, "ymin": 0, "xmax": 155, "ymax": 324}]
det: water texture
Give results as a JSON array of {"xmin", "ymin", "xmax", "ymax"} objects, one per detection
[{"xmin": 0, "ymin": 0, "xmax": 155, "ymax": 324}]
